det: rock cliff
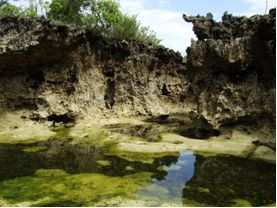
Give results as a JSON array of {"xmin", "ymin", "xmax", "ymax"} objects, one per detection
[
  {"xmin": 0, "ymin": 9, "xmax": 275, "ymax": 131},
  {"xmin": 184, "ymin": 9, "xmax": 276, "ymax": 127},
  {"xmin": 0, "ymin": 16, "xmax": 191, "ymax": 123}
]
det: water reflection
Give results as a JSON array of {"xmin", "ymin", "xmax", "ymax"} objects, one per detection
[
  {"xmin": 138, "ymin": 151, "xmax": 196, "ymax": 205},
  {"xmin": 182, "ymin": 155, "xmax": 276, "ymax": 206},
  {"xmin": 0, "ymin": 138, "xmax": 178, "ymax": 181},
  {"xmin": 137, "ymin": 152, "xmax": 275, "ymax": 207},
  {"xmin": 0, "ymin": 138, "xmax": 275, "ymax": 207}
]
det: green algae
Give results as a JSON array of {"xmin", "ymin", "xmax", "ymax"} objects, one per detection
[
  {"xmin": 96, "ymin": 160, "xmax": 111, "ymax": 167},
  {"xmin": 125, "ymin": 166, "xmax": 134, "ymax": 171},
  {"xmin": 51, "ymin": 127, "xmax": 71, "ymax": 139},
  {"xmin": 183, "ymin": 198, "xmax": 206, "ymax": 207},
  {"xmin": 22, "ymin": 146, "xmax": 48, "ymax": 153},
  {"xmin": 0, "ymin": 169, "xmax": 153, "ymax": 207},
  {"xmin": 67, "ymin": 126, "xmax": 118, "ymax": 152},
  {"xmin": 231, "ymin": 198, "xmax": 252, "ymax": 207},
  {"xmin": 197, "ymin": 187, "xmax": 210, "ymax": 194},
  {"xmin": 106, "ymin": 145, "xmax": 179, "ymax": 164},
  {"xmin": 35, "ymin": 169, "xmax": 68, "ymax": 177},
  {"xmin": 265, "ymin": 203, "xmax": 276, "ymax": 207},
  {"xmin": 0, "ymin": 133, "xmax": 52, "ymax": 145},
  {"xmin": 182, "ymin": 155, "xmax": 276, "ymax": 207},
  {"xmin": 0, "ymin": 119, "xmax": 275, "ymax": 207},
  {"xmin": 0, "ymin": 141, "xmax": 275, "ymax": 207}
]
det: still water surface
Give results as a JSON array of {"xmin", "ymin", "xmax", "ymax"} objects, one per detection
[{"xmin": 0, "ymin": 138, "xmax": 275, "ymax": 206}]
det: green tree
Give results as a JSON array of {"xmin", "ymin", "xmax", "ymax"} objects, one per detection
[
  {"xmin": 1, "ymin": 0, "xmax": 161, "ymax": 46},
  {"xmin": 0, "ymin": 2, "xmax": 22, "ymax": 17},
  {"xmin": 85, "ymin": 0, "xmax": 160, "ymax": 45},
  {"xmin": 112, "ymin": 14, "xmax": 140, "ymax": 40},
  {"xmin": 48, "ymin": 0, "xmax": 85, "ymax": 24},
  {"xmin": 0, "ymin": 0, "xmax": 7, "ymax": 7}
]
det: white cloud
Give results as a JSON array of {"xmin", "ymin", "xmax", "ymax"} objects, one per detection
[
  {"xmin": 158, "ymin": 0, "xmax": 170, "ymax": 7},
  {"xmin": 118, "ymin": 0, "xmax": 276, "ymax": 54},
  {"xmin": 118, "ymin": 0, "xmax": 195, "ymax": 55},
  {"xmin": 11, "ymin": 0, "xmax": 29, "ymax": 8},
  {"xmin": 118, "ymin": 0, "xmax": 145, "ymax": 14},
  {"xmin": 137, "ymin": 9, "xmax": 195, "ymax": 55}
]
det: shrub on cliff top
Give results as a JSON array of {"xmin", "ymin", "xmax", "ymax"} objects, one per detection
[
  {"xmin": 0, "ymin": 1, "xmax": 22, "ymax": 17},
  {"xmin": 0, "ymin": 0, "xmax": 161, "ymax": 46},
  {"xmin": 48, "ymin": 0, "xmax": 161, "ymax": 46}
]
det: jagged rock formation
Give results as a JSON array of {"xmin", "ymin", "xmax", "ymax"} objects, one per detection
[
  {"xmin": 0, "ymin": 10, "xmax": 275, "ymax": 131},
  {"xmin": 0, "ymin": 16, "xmax": 191, "ymax": 122},
  {"xmin": 184, "ymin": 9, "xmax": 276, "ymax": 127}
]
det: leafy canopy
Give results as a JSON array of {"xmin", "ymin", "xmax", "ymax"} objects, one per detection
[{"xmin": 0, "ymin": 0, "xmax": 161, "ymax": 46}]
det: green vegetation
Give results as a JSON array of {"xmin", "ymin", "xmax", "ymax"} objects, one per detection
[
  {"xmin": 0, "ymin": 0, "xmax": 160, "ymax": 46},
  {"xmin": 0, "ymin": 1, "xmax": 21, "ymax": 16},
  {"xmin": 0, "ymin": 169, "xmax": 152, "ymax": 206},
  {"xmin": 22, "ymin": 146, "xmax": 48, "ymax": 153}
]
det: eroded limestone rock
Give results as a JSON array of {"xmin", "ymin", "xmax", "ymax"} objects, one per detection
[
  {"xmin": 0, "ymin": 16, "xmax": 190, "ymax": 122},
  {"xmin": 184, "ymin": 9, "xmax": 276, "ymax": 128}
]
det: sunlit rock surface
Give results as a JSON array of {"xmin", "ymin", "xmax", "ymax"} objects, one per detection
[
  {"xmin": 0, "ymin": 16, "xmax": 189, "ymax": 122},
  {"xmin": 184, "ymin": 9, "xmax": 276, "ymax": 127}
]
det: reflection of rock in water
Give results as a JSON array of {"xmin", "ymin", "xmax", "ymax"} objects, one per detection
[
  {"xmin": 104, "ymin": 112, "xmax": 223, "ymax": 141},
  {"xmin": 0, "ymin": 139, "xmax": 178, "ymax": 181},
  {"xmin": 182, "ymin": 155, "xmax": 276, "ymax": 206},
  {"xmin": 178, "ymin": 115, "xmax": 220, "ymax": 139},
  {"xmin": 104, "ymin": 115, "xmax": 220, "ymax": 141},
  {"xmin": 104, "ymin": 123, "xmax": 162, "ymax": 142}
]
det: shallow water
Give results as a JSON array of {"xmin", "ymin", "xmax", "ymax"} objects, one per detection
[{"xmin": 0, "ymin": 138, "xmax": 275, "ymax": 206}]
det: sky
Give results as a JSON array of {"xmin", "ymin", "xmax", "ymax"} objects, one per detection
[
  {"xmin": 118, "ymin": 0, "xmax": 276, "ymax": 54},
  {"xmin": 11, "ymin": 0, "xmax": 276, "ymax": 55}
]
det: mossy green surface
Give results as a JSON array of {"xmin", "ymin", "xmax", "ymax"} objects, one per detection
[
  {"xmin": 231, "ymin": 198, "xmax": 252, "ymax": 207},
  {"xmin": 106, "ymin": 145, "xmax": 179, "ymax": 164},
  {"xmin": 96, "ymin": 160, "xmax": 111, "ymax": 167},
  {"xmin": 22, "ymin": 146, "xmax": 48, "ymax": 153},
  {"xmin": 0, "ymin": 117, "xmax": 275, "ymax": 207},
  {"xmin": 0, "ymin": 169, "xmax": 153, "ymax": 207},
  {"xmin": 0, "ymin": 133, "xmax": 52, "ymax": 145},
  {"xmin": 197, "ymin": 187, "xmax": 210, "ymax": 194}
]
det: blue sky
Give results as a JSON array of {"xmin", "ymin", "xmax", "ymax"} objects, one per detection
[
  {"xmin": 11, "ymin": 0, "xmax": 276, "ymax": 54},
  {"xmin": 135, "ymin": 0, "xmax": 253, "ymax": 16},
  {"xmin": 118, "ymin": 0, "xmax": 276, "ymax": 54}
]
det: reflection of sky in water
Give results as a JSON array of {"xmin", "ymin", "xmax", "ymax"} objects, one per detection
[{"xmin": 138, "ymin": 151, "xmax": 196, "ymax": 204}]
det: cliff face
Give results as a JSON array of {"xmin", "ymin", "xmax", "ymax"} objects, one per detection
[
  {"xmin": 184, "ymin": 9, "xmax": 276, "ymax": 127},
  {"xmin": 0, "ymin": 10, "xmax": 275, "ymax": 129},
  {"xmin": 0, "ymin": 17, "xmax": 192, "ymax": 122}
]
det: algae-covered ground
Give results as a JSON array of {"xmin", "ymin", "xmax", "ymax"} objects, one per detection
[
  {"xmin": 0, "ymin": 113, "xmax": 275, "ymax": 207},
  {"xmin": 0, "ymin": 169, "xmax": 152, "ymax": 207}
]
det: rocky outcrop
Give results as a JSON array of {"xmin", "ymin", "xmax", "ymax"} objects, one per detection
[
  {"xmin": 0, "ymin": 16, "xmax": 191, "ymax": 122},
  {"xmin": 184, "ymin": 9, "xmax": 276, "ymax": 127},
  {"xmin": 0, "ymin": 10, "xmax": 275, "ymax": 131}
]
